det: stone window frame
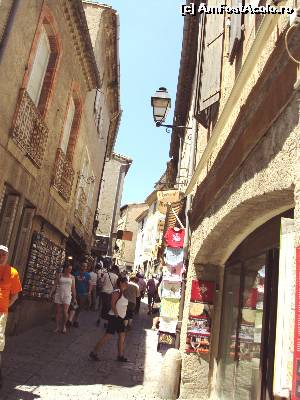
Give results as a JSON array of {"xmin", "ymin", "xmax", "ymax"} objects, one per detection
[
  {"xmin": 59, "ymin": 81, "xmax": 83, "ymax": 164},
  {"xmin": 21, "ymin": 5, "xmax": 62, "ymax": 118}
]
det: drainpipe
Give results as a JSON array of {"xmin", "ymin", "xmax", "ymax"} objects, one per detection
[
  {"xmin": 0, "ymin": 0, "xmax": 21, "ymax": 63},
  {"xmin": 175, "ymin": 119, "xmax": 197, "ymax": 349}
]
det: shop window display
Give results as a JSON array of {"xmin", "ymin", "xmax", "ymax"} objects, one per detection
[{"xmin": 217, "ymin": 254, "xmax": 267, "ymax": 400}]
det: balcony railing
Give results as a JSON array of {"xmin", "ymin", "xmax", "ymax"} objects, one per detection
[
  {"xmin": 75, "ymin": 188, "xmax": 87, "ymax": 222},
  {"xmin": 75, "ymin": 188, "xmax": 94, "ymax": 231},
  {"xmin": 53, "ymin": 148, "xmax": 75, "ymax": 201},
  {"xmin": 11, "ymin": 89, "xmax": 49, "ymax": 168},
  {"xmin": 85, "ymin": 207, "xmax": 93, "ymax": 231}
]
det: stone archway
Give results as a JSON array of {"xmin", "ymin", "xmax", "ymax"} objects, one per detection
[{"xmin": 193, "ymin": 189, "xmax": 294, "ymax": 266}]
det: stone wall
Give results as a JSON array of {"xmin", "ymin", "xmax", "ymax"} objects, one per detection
[
  {"xmin": 178, "ymin": 7, "xmax": 300, "ymax": 398},
  {"xmin": 0, "ymin": 0, "xmax": 116, "ymax": 333}
]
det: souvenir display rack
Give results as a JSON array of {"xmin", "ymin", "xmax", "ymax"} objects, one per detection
[{"xmin": 22, "ymin": 231, "xmax": 65, "ymax": 300}]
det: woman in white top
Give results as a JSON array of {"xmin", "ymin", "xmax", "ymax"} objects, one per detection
[
  {"xmin": 90, "ymin": 276, "xmax": 129, "ymax": 362},
  {"xmin": 51, "ymin": 263, "xmax": 76, "ymax": 334}
]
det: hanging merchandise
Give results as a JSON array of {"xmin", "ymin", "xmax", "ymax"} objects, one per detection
[
  {"xmin": 191, "ymin": 279, "xmax": 214, "ymax": 303},
  {"xmin": 163, "ymin": 263, "xmax": 184, "ymax": 279},
  {"xmin": 161, "ymin": 279, "xmax": 181, "ymax": 299},
  {"xmin": 164, "ymin": 227, "xmax": 185, "ymax": 248},
  {"xmin": 22, "ymin": 231, "xmax": 65, "ymax": 300},
  {"xmin": 186, "ymin": 280, "xmax": 215, "ymax": 354},
  {"xmin": 159, "ymin": 316, "xmax": 178, "ymax": 334},
  {"xmin": 160, "ymin": 297, "xmax": 180, "ymax": 319},
  {"xmin": 157, "ymin": 331, "xmax": 176, "ymax": 352},
  {"xmin": 164, "ymin": 247, "xmax": 184, "ymax": 266}
]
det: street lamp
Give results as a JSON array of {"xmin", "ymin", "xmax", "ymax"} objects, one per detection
[
  {"xmin": 151, "ymin": 87, "xmax": 171, "ymax": 127},
  {"xmin": 151, "ymin": 87, "xmax": 191, "ymax": 132}
]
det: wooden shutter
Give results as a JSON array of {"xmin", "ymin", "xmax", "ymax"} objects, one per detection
[
  {"xmin": 13, "ymin": 207, "xmax": 35, "ymax": 269},
  {"xmin": 198, "ymin": 0, "xmax": 224, "ymax": 112},
  {"xmin": 61, "ymin": 97, "xmax": 75, "ymax": 154},
  {"xmin": 0, "ymin": 194, "xmax": 19, "ymax": 246},
  {"xmin": 27, "ymin": 27, "xmax": 50, "ymax": 106},
  {"xmin": 229, "ymin": 0, "xmax": 242, "ymax": 64}
]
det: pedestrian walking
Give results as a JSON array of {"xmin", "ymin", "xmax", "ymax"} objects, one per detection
[
  {"xmin": 72, "ymin": 263, "xmax": 92, "ymax": 327},
  {"xmin": 51, "ymin": 263, "xmax": 76, "ymax": 333},
  {"xmin": 0, "ymin": 245, "xmax": 22, "ymax": 387},
  {"xmin": 89, "ymin": 276, "xmax": 129, "ymax": 362},
  {"xmin": 88, "ymin": 266, "xmax": 98, "ymax": 310},
  {"xmin": 96, "ymin": 265, "xmax": 118, "ymax": 326},
  {"xmin": 147, "ymin": 275, "xmax": 158, "ymax": 315},
  {"xmin": 135, "ymin": 272, "xmax": 146, "ymax": 314},
  {"xmin": 124, "ymin": 274, "xmax": 140, "ymax": 330}
]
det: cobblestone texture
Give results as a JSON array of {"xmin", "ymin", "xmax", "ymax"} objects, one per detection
[{"xmin": 2, "ymin": 302, "xmax": 163, "ymax": 400}]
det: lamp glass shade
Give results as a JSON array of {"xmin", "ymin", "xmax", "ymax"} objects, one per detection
[{"xmin": 151, "ymin": 87, "xmax": 171, "ymax": 124}]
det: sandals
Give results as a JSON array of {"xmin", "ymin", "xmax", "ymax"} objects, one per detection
[{"xmin": 89, "ymin": 351, "xmax": 100, "ymax": 361}]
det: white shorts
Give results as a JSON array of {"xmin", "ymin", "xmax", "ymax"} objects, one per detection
[
  {"xmin": 54, "ymin": 291, "xmax": 72, "ymax": 305},
  {"xmin": 0, "ymin": 313, "xmax": 8, "ymax": 351}
]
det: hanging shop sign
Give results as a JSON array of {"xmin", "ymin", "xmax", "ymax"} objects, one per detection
[
  {"xmin": 292, "ymin": 247, "xmax": 300, "ymax": 399},
  {"xmin": 157, "ymin": 190, "xmax": 181, "ymax": 214},
  {"xmin": 22, "ymin": 231, "xmax": 65, "ymax": 300},
  {"xmin": 186, "ymin": 280, "xmax": 215, "ymax": 354}
]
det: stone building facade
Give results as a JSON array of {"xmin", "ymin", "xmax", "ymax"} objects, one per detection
[
  {"xmin": 114, "ymin": 203, "xmax": 149, "ymax": 271},
  {"xmin": 0, "ymin": 0, "xmax": 120, "ymax": 333},
  {"xmin": 94, "ymin": 152, "xmax": 132, "ymax": 257},
  {"xmin": 168, "ymin": 1, "xmax": 300, "ymax": 399}
]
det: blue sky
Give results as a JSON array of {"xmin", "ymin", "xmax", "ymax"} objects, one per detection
[{"xmin": 103, "ymin": 1, "xmax": 184, "ymax": 205}]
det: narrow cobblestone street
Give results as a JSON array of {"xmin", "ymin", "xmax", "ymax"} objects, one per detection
[{"xmin": 2, "ymin": 302, "xmax": 162, "ymax": 400}]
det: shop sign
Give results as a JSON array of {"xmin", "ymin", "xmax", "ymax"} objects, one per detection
[
  {"xmin": 292, "ymin": 247, "xmax": 300, "ymax": 399},
  {"xmin": 157, "ymin": 190, "xmax": 181, "ymax": 214}
]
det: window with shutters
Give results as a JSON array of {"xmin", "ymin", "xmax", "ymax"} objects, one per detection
[
  {"xmin": 53, "ymin": 84, "xmax": 82, "ymax": 201},
  {"xmin": 229, "ymin": 0, "xmax": 243, "ymax": 64},
  {"xmin": 0, "ymin": 194, "xmax": 19, "ymax": 247},
  {"xmin": 94, "ymin": 89, "xmax": 103, "ymax": 134},
  {"xmin": 27, "ymin": 27, "xmax": 50, "ymax": 107},
  {"xmin": 10, "ymin": 8, "xmax": 61, "ymax": 167},
  {"xmin": 195, "ymin": 0, "xmax": 224, "ymax": 127},
  {"xmin": 24, "ymin": 9, "xmax": 61, "ymax": 117},
  {"xmin": 13, "ymin": 207, "xmax": 35, "ymax": 272},
  {"xmin": 255, "ymin": 0, "xmax": 267, "ymax": 33},
  {"xmin": 61, "ymin": 97, "xmax": 75, "ymax": 155}
]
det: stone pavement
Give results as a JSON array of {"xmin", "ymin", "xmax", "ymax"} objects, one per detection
[{"xmin": 2, "ymin": 301, "xmax": 163, "ymax": 400}]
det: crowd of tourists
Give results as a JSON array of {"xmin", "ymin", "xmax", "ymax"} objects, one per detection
[
  {"xmin": 51, "ymin": 257, "xmax": 163, "ymax": 363},
  {"xmin": 0, "ymin": 242, "xmax": 163, "ymax": 389}
]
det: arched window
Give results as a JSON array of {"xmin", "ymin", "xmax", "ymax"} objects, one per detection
[
  {"xmin": 53, "ymin": 83, "xmax": 82, "ymax": 201},
  {"xmin": 25, "ymin": 8, "xmax": 61, "ymax": 117},
  {"xmin": 11, "ymin": 7, "xmax": 61, "ymax": 167},
  {"xmin": 60, "ymin": 86, "xmax": 82, "ymax": 161}
]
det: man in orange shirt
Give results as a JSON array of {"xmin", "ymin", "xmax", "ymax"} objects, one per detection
[{"xmin": 0, "ymin": 245, "xmax": 22, "ymax": 387}]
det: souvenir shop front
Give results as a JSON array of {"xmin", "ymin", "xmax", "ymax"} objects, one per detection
[{"xmin": 216, "ymin": 210, "xmax": 294, "ymax": 400}]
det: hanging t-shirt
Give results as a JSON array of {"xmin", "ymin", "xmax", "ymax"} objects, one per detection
[
  {"xmin": 159, "ymin": 317, "xmax": 178, "ymax": 334},
  {"xmin": 161, "ymin": 279, "xmax": 181, "ymax": 299},
  {"xmin": 163, "ymin": 263, "xmax": 184, "ymax": 278},
  {"xmin": 160, "ymin": 298, "xmax": 180, "ymax": 319},
  {"xmin": 164, "ymin": 227, "xmax": 185, "ymax": 248},
  {"xmin": 164, "ymin": 247, "xmax": 184, "ymax": 266}
]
